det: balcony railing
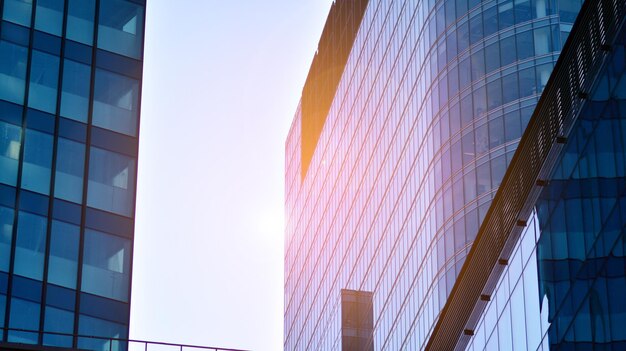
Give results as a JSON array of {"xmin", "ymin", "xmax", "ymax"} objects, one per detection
[{"xmin": 0, "ymin": 327, "xmax": 249, "ymax": 351}]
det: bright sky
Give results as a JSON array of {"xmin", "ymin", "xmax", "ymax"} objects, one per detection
[{"xmin": 131, "ymin": 1, "xmax": 332, "ymax": 350}]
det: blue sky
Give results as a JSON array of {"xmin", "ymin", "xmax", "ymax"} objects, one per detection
[{"xmin": 131, "ymin": 1, "xmax": 332, "ymax": 350}]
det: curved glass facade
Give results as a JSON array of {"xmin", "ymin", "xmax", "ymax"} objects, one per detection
[{"xmin": 285, "ymin": 0, "xmax": 581, "ymax": 349}]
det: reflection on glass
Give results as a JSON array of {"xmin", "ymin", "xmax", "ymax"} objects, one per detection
[
  {"xmin": 93, "ymin": 69, "xmax": 139, "ymax": 136},
  {"xmin": 0, "ymin": 121, "xmax": 22, "ymax": 186},
  {"xmin": 98, "ymin": 0, "xmax": 144, "ymax": 59},
  {"xmin": 81, "ymin": 229, "xmax": 130, "ymax": 302},
  {"xmin": 0, "ymin": 40, "xmax": 28, "ymax": 105},
  {"xmin": 21, "ymin": 129, "xmax": 53, "ymax": 195},
  {"xmin": 28, "ymin": 50, "xmax": 60, "ymax": 114}
]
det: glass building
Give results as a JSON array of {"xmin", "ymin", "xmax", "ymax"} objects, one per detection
[
  {"xmin": 284, "ymin": 0, "xmax": 587, "ymax": 349},
  {"xmin": 0, "ymin": 0, "xmax": 145, "ymax": 350}
]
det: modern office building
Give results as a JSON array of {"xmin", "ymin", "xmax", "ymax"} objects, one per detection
[
  {"xmin": 281, "ymin": 0, "xmax": 625, "ymax": 350},
  {"xmin": 0, "ymin": 0, "xmax": 145, "ymax": 350}
]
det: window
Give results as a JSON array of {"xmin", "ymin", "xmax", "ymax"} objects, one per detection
[
  {"xmin": 66, "ymin": 0, "xmax": 96, "ymax": 45},
  {"xmin": 0, "ymin": 40, "xmax": 28, "ymax": 105},
  {"xmin": 0, "ymin": 121, "xmax": 22, "ymax": 187},
  {"xmin": 98, "ymin": 0, "xmax": 144, "ymax": 59},
  {"xmin": 93, "ymin": 69, "xmax": 139, "ymax": 136},
  {"xmin": 78, "ymin": 314, "xmax": 127, "ymax": 351},
  {"xmin": 21, "ymin": 129, "xmax": 53, "ymax": 195},
  {"xmin": 3, "ymin": 0, "xmax": 33, "ymax": 27},
  {"xmin": 81, "ymin": 229, "xmax": 131, "ymax": 301},
  {"xmin": 54, "ymin": 138, "xmax": 85, "ymax": 203},
  {"xmin": 43, "ymin": 306, "xmax": 74, "ymax": 347},
  {"xmin": 47, "ymin": 220, "xmax": 80, "ymax": 288},
  {"xmin": 60, "ymin": 59, "xmax": 91, "ymax": 122},
  {"xmin": 28, "ymin": 50, "xmax": 60, "ymax": 114},
  {"xmin": 14, "ymin": 211, "xmax": 47, "ymax": 280},
  {"xmin": 0, "ymin": 206, "xmax": 15, "ymax": 273},
  {"xmin": 87, "ymin": 147, "xmax": 136, "ymax": 217},
  {"xmin": 34, "ymin": 0, "xmax": 64, "ymax": 36}
]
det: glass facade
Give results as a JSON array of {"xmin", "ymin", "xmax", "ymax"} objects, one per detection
[
  {"xmin": 285, "ymin": 0, "xmax": 581, "ymax": 350},
  {"xmin": 0, "ymin": 0, "xmax": 145, "ymax": 350}
]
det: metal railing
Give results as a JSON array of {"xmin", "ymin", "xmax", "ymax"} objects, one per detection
[
  {"xmin": 0, "ymin": 327, "xmax": 249, "ymax": 351},
  {"xmin": 425, "ymin": 0, "xmax": 626, "ymax": 349}
]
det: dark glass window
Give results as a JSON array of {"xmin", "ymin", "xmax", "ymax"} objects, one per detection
[
  {"xmin": 485, "ymin": 42, "xmax": 500, "ymax": 73},
  {"xmin": 469, "ymin": 13, "xmax": 483, "ymax": 45},
  {"xmin": 0, "ymin": 40, "xmax": 28, "ymax": 105},
  {"xmin": 534, "ymin": 26, "xmax": 551, "ymax": 56},
  {"xmin": 483, "ymin": 5, "xmax": 498, "ymax": 37},
  {"xmin": 515, "ymin": 0, "xmax": 532, "ymax": 24},
  {"xmin": 0, "ymin": 206, "xmax": 14, "ymax": 273},
  {"xmin": 516, "ymin": 30, "xmax": 534, "ymax": 61},
  {"xmin": 457, "ymin": 20, "xmax": 470, "ymax": 53},
  {"xmin": 43, "ymin": 306, "xmax": 74, "ymax": 347},
  {"xmin": 98, "ymin": 0, "xmax": 144, "ymax": 59},
  {"xmin": 93, "ymin": 68, "xmax": 139, "ymax": 136},
  {"xmin": 14, "ymin": 211, "xmax": 47, "ymax": 280},
  {"xmin": 3, "ymin": 0, "xmax": 33, "ymax": 27},
  {"xmin": 78, "ymin": 314, "xmax": 127, "ymax": 351},
  {"xmin": 81, "ymin": 229, "xmax": 131, "ymax": 302},
  {"xmin": 87, "ymin": 147, "xmax": 136, "ymax": 217},
  {"xmin": 60, "ymin": 58, "xmax": 91, "ymax": 123},
  {"xmin": 34, "ymin": 0, "xmax": 64, "ymax": 36},
  {"xmin": 487, "ymin": 78, "xmax": 502, "ymax": 110},
  {"xmin": 47, "ymin": 220, "xmax": 80, "ymax": 288},
  {"xmin": 500, "ymin": 35, "xmax": 517, "ymax": 67},
  {"xmin": 21, "ymin": 129, "xmax": 53, "ymax": 195},
  {"xmin": 499, "ymin": 1, "xmax": 515, "ymax": 30},
  {"xmin": 54, "ymin": 137, "xmax": 85, "ymax": 203},
  {"xmin": 8, "ymin": 295, "xmax": 40, "ymax": 343},
  {"xmin": 66, "ymin": 0, "xmax": 96, "ymax": 45},
  {"xmin": 0, "ymin": 120, "xmax": 22, "ymax": 187},
  {"xmin": 502, "ymin": 72, "xmax": 519, "ymax": 103},
  {"xmin": 28, "ymin": 50, "xmax": 60, "ymax": 114}
]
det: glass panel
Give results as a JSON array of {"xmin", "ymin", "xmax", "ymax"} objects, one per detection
[
  {"xmin": 78, "ymin": 314, "xmax": 127, "ymax": 351},
  {"xmin": 34, "ymin": 0, "xmax": 64, "ymax": 36},
  {"xmin": 14, "ymin": 211, "xmax": 47, "ymax": 280},
  {"xmin": 81, "ymin": 229, "xmax": 130, "ymax": 302},
  {"xmin": 0, "ymin": 207, "xmax": 15, "ymax": 273},
  {"xmin": 47, "ymin": 220, "xmax": 79, "ymax": 288},
  {"xmin": 21, "ymin": 129, "xmax": 53, "ymax": 195},
  {"xmin": 28, "ymin": 50, "xmax": 60, "ymax": 114},
  {"xmin": 43, "ymin": 306, "xmax": 74, "ymax": 347},
  {"xmin": 60, "ymin": 59, "xmax": 91, "ymax": 122},
  {"xmin": 3, "ymin": 0, "xmax": 33, "ymax": 27},
  {"xmin": 54, "ymin": 137, "xmax": 85, "ymax": 203},
  {"xmin": 0, "ymin": 40, "xmax": 28, "ymax": 105},
  {"xmin": 93, "ymin": 69, "xmax": 139, "ymax": 136},
  {"xmin": 66, "ymin": 0, "xmax": 95, "ymax": 45},
  {"xmin": 0, "ymin": 120, "xmax": 22, "ymax": 186},
  {"xmin": 87, "ymin": 147, "xmax": 136, "ymax": 217},
  {"xmin": 534, "ymin": 26, "xmax": 551, "ymax": 56},
  {"xmin": 98, "ymin": 0, "xmax": 144, "ymax": 59},
  {"xmin": 8, "ymin": 297, "xmax": 39, "ymax": 343}
]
